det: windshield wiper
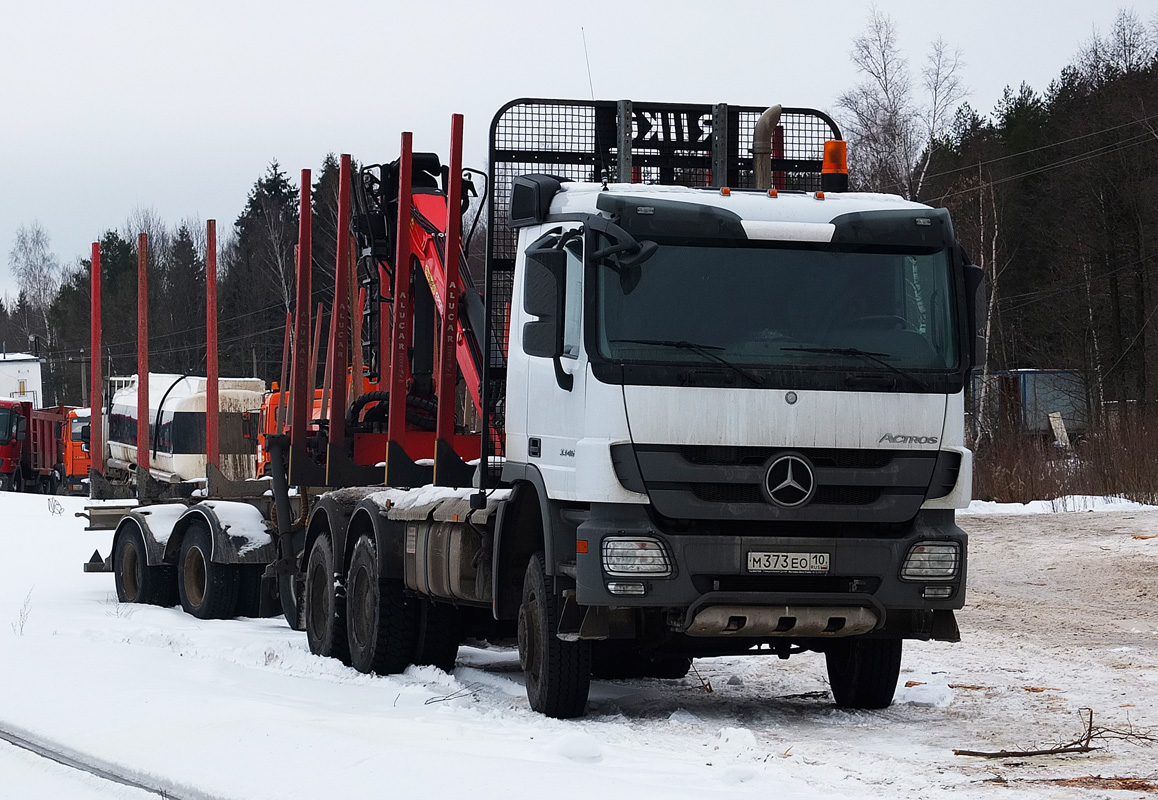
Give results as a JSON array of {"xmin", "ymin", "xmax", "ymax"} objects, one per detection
[
  {"xmin": 781, "ymin": 346, "xmax": 929, "ymax": 390},
  {"xmin": 612, "ymin": 339, "xmax": 764, "ymax": 387}
]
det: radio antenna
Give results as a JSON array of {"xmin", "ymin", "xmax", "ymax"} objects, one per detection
[
  {"xmin": 580, "ymin": 27, "xmax": 608, "ymax": 187},
  {"xmin": 581, "ymin": 27, "xmax": 596, "ymax": 103}
]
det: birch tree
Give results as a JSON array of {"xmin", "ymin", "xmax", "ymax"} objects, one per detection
[
  {"xmin": 7, "ymin": 221, "xmax": 63, "ymax": 345},
  {"xmin": 837, "ymin": 7, "xmax": 966, "ymax": 199}
]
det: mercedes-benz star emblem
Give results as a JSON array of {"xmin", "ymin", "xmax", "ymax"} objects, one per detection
[{"xmin": 764, "ymin": 454, "xmax": 816, "ymax": 508}]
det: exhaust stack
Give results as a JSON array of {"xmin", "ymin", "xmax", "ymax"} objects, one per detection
[{"xmin": 752, "ymin": 105, "xmax": 783, "ymax": 190}]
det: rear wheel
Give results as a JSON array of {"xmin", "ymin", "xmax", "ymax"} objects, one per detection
[
  {"xmin": 279, "ymin": 571, "xmax": 304, "ymax": 630},
  {"xmin": 346, "ymin": 533, "xmax": 419, "ymax": 674},
  {"xmin": 414, "ymin": 600, "xmax": 460, "ymax": 673},
  {"xmin": 826, "ymin": 638, "xmax": 903, "ymax": 709},
  {"xmin": 178, "ymin": 522, "xmax": 240, "ymax": 619},
  {"xmin": 518, "ymin": 552, "xmax": 590, "ymax": 718},
  {"xmin": 10, "ymin": 469, "xmax": 24, "ymax": 493},
  {"xmin": 303, "ymin": 533, "xmax": 350, "ymax": 664},
  {"xmin": 235, "ymin": 564, "xmax": 266, "ymax": 617},
  {"xmin": 113, "ymin": 526, "xmax": 177, "ymax": 606}
]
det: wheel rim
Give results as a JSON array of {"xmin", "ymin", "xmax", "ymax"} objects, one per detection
[
  {"xmin": 183, "ymin": 545, "xmax": 208, "ymax": 608},
  {"xmin": 120, "ymin": 540, "xmax": 141, "ymax": 602},
  {"xmin": 348, "ymin": 562, "xmax": 373, "ymax": 650}
]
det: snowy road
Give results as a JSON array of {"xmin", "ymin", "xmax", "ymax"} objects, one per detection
[{"xmin": 1, "ymin": 492, "xmax": 1156, "ymax": 799}]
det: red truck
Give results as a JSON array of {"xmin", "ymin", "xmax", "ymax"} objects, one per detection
[{"xmin": 0, "ymin": 399, "xmax": 69, "ymax": 493}]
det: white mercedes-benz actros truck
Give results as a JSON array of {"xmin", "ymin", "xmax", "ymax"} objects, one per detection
[{"xmin": 469, "ymin": 100, "xmax": 983, "ymax": 717}]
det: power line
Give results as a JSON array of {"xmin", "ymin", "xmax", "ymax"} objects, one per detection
[{"xmin": 922, "ymin": 110, "xmax": 1158, "ymax": 183}]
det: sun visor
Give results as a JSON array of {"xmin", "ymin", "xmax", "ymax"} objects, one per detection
[
  {"xmin": 830, "ymin": 208, "xmax": 955, "ymax": 249},
  {"xmin": 596, "ymin": 194, "xmax": 746, "ymax": 240}
]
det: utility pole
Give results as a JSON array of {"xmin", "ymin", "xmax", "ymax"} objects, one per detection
[{"xmin": 69, "ymin": 350, "xmax": 91, "ymax": 406}]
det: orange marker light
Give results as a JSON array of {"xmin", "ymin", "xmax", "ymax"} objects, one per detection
[
  {"xmin": 767, "ymin": 188, "xmax": 779, "ymax": 198},
  {"xmin": 822, "ymin": 140, "xmax": 849, "ymax": 175},
  {"xmin": 816, "ymin": 191, "xmax": 826, "ymax": 200},
  {"xmin": 576, "ymin": 540, "xmax": 589, "ymax": 554},
  {"xmin": 720, "ymin": 187, "xmax": 731, "ymax": 196}
]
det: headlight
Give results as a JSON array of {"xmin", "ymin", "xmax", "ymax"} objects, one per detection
[
  {"xmin": 602, "ymin": 537, "xmax": 672, "ymax": 577},
  {"xmin": 901, "ymin": 541, "xmax": 960, "ymax": 580}
]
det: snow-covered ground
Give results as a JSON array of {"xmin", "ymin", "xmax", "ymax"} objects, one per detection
[{"xmin": 1, "ymin": 491, "xmax": 1156, "ymax": 799}]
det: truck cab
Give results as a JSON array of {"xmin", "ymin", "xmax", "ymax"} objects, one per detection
[
  {"xmin": 0, "ymin": 399, "xmax": 28, "ymax": 490},
  {"xmin": 63, "ymin": 407, "xmax": 92, "ymax": 495}
]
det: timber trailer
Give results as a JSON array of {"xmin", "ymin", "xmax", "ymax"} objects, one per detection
[{"xmin": 91, "ymin": 100, "xmax": 984, "ymax": 719}]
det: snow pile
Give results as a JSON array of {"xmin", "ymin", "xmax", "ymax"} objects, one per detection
[
  {"xmin": 963, "ymin": 494, "xmax": 1158, "ymax": 514},
  {"xmin": 2, "ymin": 490, "xmax": 1156, "ymax": 798}
]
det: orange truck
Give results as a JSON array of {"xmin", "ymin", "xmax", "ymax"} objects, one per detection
[
  {"xmin": 62, "ymin": 407, "xmax": 92, "ymax": 495},
  {"xmin": 0, "ymin": 399, "xmax": 69, "ymax": 493}
]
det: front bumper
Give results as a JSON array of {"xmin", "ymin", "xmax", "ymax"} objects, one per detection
[{"xmin": 574, "ymin": 505, "xmax": 966, "ymax": 637}]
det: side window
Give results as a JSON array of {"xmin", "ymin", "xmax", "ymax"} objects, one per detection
[{"xmin": 562, "ymin": 239, "xmax": 583, "ymax": 357}]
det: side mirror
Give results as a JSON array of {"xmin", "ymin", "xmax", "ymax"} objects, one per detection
[
  {"xmin": 522, "ymin": 243, "xmax": 566, "ymax": 359},
  {"xmin": 16, "ymin": 416, "xmax": 27, "ymax": 442},
  {"xmin": 240, "ymin": 411, "xmax": 256, "ymax": 441},
  {"xmin": 963, "ymin": 262, "xmax": 987, "ymax": 368},
  {"xmin": 80, "ymin": 424, "xmax": 91, "ymax": 443}
]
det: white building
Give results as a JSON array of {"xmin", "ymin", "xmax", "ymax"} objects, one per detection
[{"xmin": 0, "ymin": 352, "xmax": 45, "ymax": 406}]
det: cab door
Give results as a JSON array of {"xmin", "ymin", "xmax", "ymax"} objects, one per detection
[{"xmin": 522, "ymin": 225, "xmax": 587, "ymax": 500}]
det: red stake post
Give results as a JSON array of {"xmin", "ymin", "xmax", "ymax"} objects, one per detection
[
  {"xmin": 90, "ymin": 242, "xmax": 102, "ymax": 474},
  {"xmin": 290, "ymin": 171, "xmax": 313, "ymax": 457},
  {"xmin": 206, "ymin": 220, "xmax": 220, "ymax": 470},
  {"xmin": 137, "ymin": 233, "xmax": 150, "ymax": 480},
  {"xmin": 326, "ymin": 154, "xmax": 353, "ymax": 451},
  {"xmin": 387, "ymin": 134, "xmax": 414, "ymax": 457},
  {"xmin": 434, "ymin": 115, "xmax": 464, "ymax": 481}
]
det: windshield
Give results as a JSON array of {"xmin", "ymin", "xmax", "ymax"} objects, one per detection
[
  {"xmin": 0, "ymin": 409, "xmax": 11, "ymax": 445},
  {"xmin": 595, "ymin": 240, "xmax": 958, "ymax": 372}
]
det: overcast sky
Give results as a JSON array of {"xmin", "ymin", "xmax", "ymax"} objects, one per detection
[{"xmin": 1, "ymin": 0, "xmax": 1152, "ymax": 299}]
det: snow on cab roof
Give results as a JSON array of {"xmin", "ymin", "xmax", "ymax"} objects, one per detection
[{"xmin": 550, "ymin": 181, "xmax": 929, "ymax": 227}]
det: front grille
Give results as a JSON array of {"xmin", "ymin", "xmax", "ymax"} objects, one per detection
[
  {"xmin": 677, "ymin": 445, "xmax": 894, "ymax": 469},
  {"xmin": 636, "ymin": 444, "xmax": 935, "ymax": 522},
  {"xmin": 689, "ymin": 483, "xmax": 882, "ymax": 506},
  {"xmin": 692, "ymin": 483, "xmax": 765, "ymax": 504},
  {"xmin": 814, "ymin": 486, "xmax": 882, "ymax": 505}
]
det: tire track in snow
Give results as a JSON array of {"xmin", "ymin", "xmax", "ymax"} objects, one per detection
[{"xmin": 0, "ymin": 721, "xmax": 232, "ymax": 800}]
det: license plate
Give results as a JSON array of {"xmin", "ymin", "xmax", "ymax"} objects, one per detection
[{"xmin": 747, "ymin": 551, "xmax": 830, "ymax": 574}]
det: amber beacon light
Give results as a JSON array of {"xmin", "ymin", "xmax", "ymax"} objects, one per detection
[{"xmin": 821, "ymin": 139, "xmax": 849, "ymax": 192}]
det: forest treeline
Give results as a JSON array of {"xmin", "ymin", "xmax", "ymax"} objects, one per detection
[{"xmin": 4, "ymin": 8, "xmax": 1158, "ymax": 430}]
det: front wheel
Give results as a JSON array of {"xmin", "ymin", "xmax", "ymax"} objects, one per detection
[
  {"xmin": 825, "ymin": 638, "xmax": 902, "ymax": 709},
  {"xmin": 518, "ymin": 552, "xmax": 591, "ymax": 719}
]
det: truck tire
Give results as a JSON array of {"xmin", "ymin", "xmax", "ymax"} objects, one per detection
[
  {"xmin": 114, "ymin": 527, "xmax": 177, "ymax": 607},
  {"xmin": 345, "ymin": 533, "xmax": 418, "ymax": 675},
  {"xmin": 178, "ymin": 521, "xmax": 241, "ymax": 619},
  {"xmin": 825, "ymin": 638, "xmax": 903, "ymax": 710},
  {"xmin": 279, "ymin": 571, "xmax": 305, "ymax": 631},
  {"xmin": 414, "ymin": 600, "xmax": 460, "ymax": 673},
  {"xmin": 10, "ymin": 469, "xmax": 23, "ymax": 493},
  {"xmin": 303, "ymin": 533, "xmax": 350, "ymax": 664},
  {"xmin": 235, "ymin": 564, "xmax": 265, "ymax": 617},
  {"xmin": 518, "ymin": 552, "xmax": 591, "ymax": 718}
]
